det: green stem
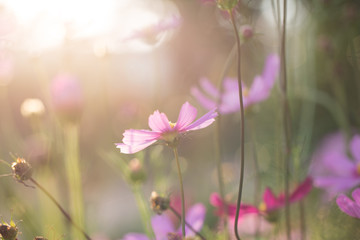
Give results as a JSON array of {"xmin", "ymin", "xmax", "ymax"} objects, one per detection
[
  {"xmin": 229, "ymin": 10, "xmax": 245, "ymax": 240},
  {"xmin": 280, "ymin": 0, "xmax": 292, "ymax": 239},
  {"xmin": 169, "ymin": 206, "xmax": 206, "ymax": 240},
  {"xmin": 64, "ymin": 123, "xmax": 85, "ymax": 240},
  {"xmin": 30, "ymin": 178, "xmax": 91, "ymax": 240},
  {"xmin": 299, "ymin": 200, "xmax": 306, "ymax": 240},
  {"xmin": 173, "ymin": 147, "xmax": 185, "ymax": 238},
  {"xmin": 132, "ymin": 184, "xmax": 154, "ymax": 238}
]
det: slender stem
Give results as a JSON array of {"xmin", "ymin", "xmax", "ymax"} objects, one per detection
[
  {"xmin": 280, "ymin": 0, "xmax": 292, "ymax": 239},
  {"xmin": 132, "ymin": 184, "xmax": 154, "ymax": 238},
  {"xmin": 64, "ymin": 123, "xmax": 85, "ymax": 240},
  {"xmin": 169, "ymin": 206, "xmax": 206, "ymax": 240},
  {"xmin": 30, "ymin": 178, "xmax": 92, "ymax": 240},
  {"xmin": 299, "ymin": 200, "xmax": 306, "ymax": 240},
  {"xmin": 173, "ymin": 147, "xmax": 186, "ymax": 237},
  {"xmin": 229, "ymin": 10, "xmax": 245, "ymax": 240},
  {"xmin": 249, "ymin": 118, "xmax": 261, "ymax": 239}
]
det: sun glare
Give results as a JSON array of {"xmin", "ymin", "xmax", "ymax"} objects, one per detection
[{"xmin": 0, "ymin": 0, "xmax": 180, "ymax": 54}]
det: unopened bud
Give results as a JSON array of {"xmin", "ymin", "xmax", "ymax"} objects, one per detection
[
  {"xmin": 240, "ymin": 25, "xmax": 253, "ymax": 40},
  {"xmin": 0, "ymin": 223, "xmax": 18, "ymax": 240},
  {"xmin": 150, "ymin": 191, "xmax": 170, "ymax": 215},
  {"xmin": 129, "ymin": 158, "xmax": 146, "ymax": 183},
  {"xmin": 20, "ymin": 98, "xmax": 45, "ymax": 118},
  {"xmin": 11, "ymin": 158, "xmax": 33, "ymax": 182}
]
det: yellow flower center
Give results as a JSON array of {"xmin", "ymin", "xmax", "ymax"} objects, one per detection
[
  {"xmin": 258, "ymin": 202, "xmax": 267, "ymax": 212},
  {"xmin": 169, "ymin": 121, "xmax": 176, "ymax": 128}
]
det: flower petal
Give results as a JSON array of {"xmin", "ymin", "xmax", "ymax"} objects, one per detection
[
  {"xmin": 336, "ymin": 194, "xmax": 360, "ymax": 218},
  {"xmin": 183, "ymin": 203, "xmax": 206, "ymax": 237},
  {"xmin": 148, "ymin": 110, "xmax": 171, "ymax": 132},
  {"xmin": 122, "ymin": 233, "xmax": 149, "ymax": 240},
  {"xmin": 116, "ymin": 140, "xmax": 157, "ymax": 154},
  {"xmin": 290, "ymin": 177, "xmax": 313, "ymax": 203},
  {"xmin": 263, "ymin": 188, "xmax": 280, "ymax": 210},
  {"xmin": 313, "ymin": 176, "xmax": 360, "ymax": 196},
  {"xmin": 352, "ymin": 188, "xmax": 360, "ymax": 205},
  {"xmin": 175, "ymin": 102, "xmax": 198, "ymax": 131},
  {"xmin": 247, "ymin": 76, "xmax": 270, "ymax": 104},
  {"xmin": 209, "ymin": 192, "xmax": 223, "ymax": 207},
  {"xmin": 183, "ymin": 108, "xmax": 217, "ymax": 131},
  {"xmin": 261, "ymin": 54, "xmax": 280, "ymax": 88},
  {"xmin": 121, "ymin": 129, "xmax": 161, "ymax": 145},
  {"xmin": 191, "ymin": 86, "xmax": 217, "ymax": 111},
  {"xmin": 200, "ymin": 77, "xmax": 220, "ymax": 98},
  {"xmin": 350, "ymin": 134, "xmax": 360, "ymax": 163},
  {"xmin": 151, "ymin": 215, "xmax": 175, "ymax": 239}
]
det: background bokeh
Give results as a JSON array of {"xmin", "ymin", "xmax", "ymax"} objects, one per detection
[{"xmin": 0, "ymin": 0, "xmax": 360, "ymax": 239}]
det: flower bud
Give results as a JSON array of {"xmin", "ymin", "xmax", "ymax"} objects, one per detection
[
  {"xmin": 129, "ymin": 158, "xmax": 146, "ymax": 183},
  {"xmin": 50, "ymin": 73, "xmax": 83, "ymax": 123},
  {"xmin": 0, "ymin": 223, "xmax": 18, "ymax": 240},
  {"xmin": 34, "ymin": 237, "xmax": 48, "ymax": 240},
  {"xmin": 240, "ymin": 25, "xmax": 253, "ymax": 40},
  {"xmin": 20, "ymin": 98, "xmax": 45, "ymax": 118},
  {"xmin": 150, "ymin": 191, "xmax": 170, "ymax": 215},
  {"xmin": 11, "ymin": 158, "xmax": 33, "ymax": 182}
]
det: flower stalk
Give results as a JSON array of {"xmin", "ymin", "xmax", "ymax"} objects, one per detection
[
  {"xmin": 29, "ymin": 177, "xmax": 92, "ymax": 240},
  {"xmin": 169, "ymin": 206, "xmax": 206, "ymax": 240},
  {"xmin": 172, "ymin": 147, "xmax": 186, "ymax": 238},
  {"xmin": 228, "ymin": 9, "xmax": 245, "ymax": 240},
  {"xmin": 280, "ymin": 0, "xmax": 292, "ymax": 239}
]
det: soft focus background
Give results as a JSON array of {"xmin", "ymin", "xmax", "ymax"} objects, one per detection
[{"xmin": 0, "ymin": 0, "xmax": 360, "ymax": 239}]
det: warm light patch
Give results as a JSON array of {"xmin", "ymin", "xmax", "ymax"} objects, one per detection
[{"xmin": 258, "ymin": 202, "xmax": 267, "ymax": 212}]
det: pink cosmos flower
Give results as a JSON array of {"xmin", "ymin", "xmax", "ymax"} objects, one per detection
[
  {"xmin": 191, "ymin": 54, "xmax": 280, "ymax": 114},
  {"xmin": 310, "ymin": 132, "xmax": 360, "ymax": 198},
  {"xmin": 257, "ymin": 177, "xmax": 313, "ymax": 214},
  {"xmin": 122, "ymin": 203, "xmax": 206, "ymax": 240},
  {"xmin": 116, "ymin": 102, "xmax": 218, "ymax": 154},
  {"xmin": 209, "ymin": 192, "xmax": 258, "ymax": 218},
  {"xmin": 336, "ymin": 188, "xmax": 360, "ymax": 218}
]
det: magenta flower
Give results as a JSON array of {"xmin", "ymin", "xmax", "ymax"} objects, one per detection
[
  {"xmin": 257, "ymin": 177, "xmax": 313, "ymax": 214},
  {"xmin": 191, "ymin": 54, "xmax": 280, "ymax": 114},
  {"xmin": 116, "ymin": 102, "xmax": 218, "ymax": 154},
  {"xmin": 310, "ymin": 132, "xmax": 360, "ymax": 198},
  {"xmin": 210, "ymin": 192, "xmax": 258, "ymax": 218},
  {"xmin": 122, "ymin": 203, "xmax": 206, "ymax": 240},
  {"xmin": 336, "ymin": 188, "xmax": 360, "ymax": 218}
]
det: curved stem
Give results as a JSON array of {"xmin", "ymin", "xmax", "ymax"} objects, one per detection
[
  {"xmin": 173, "ymin": 147, "xmax": 186, "ymax": 237},
  {"xmin": 30, "ymin": 178, "xmax": 92, "ymax": 240},
  {"xmin": 169, "ymin": 206, "xmax": 206, "ymax": 240},
  {"xmin": 280, "ymin": 0, "xmax": 292, "ymax": 239},
  {"xmin": 229, "ymin": 10, "xmax": 245, "ymax": 240}
]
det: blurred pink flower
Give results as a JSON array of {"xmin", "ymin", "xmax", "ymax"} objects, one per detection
[
  {"xmin": 210, "ymin": 192, "xmax": 258, "ymax": 218},
  {"xmin": 336, "ymin": 188, "xmax": 360, "ymax": 218},
  {"xmin": 116, "ymin": 102, "xmax": 217, "ymax": 154},
  {"xmin": 191, "ymin": 54, "xmax": 280, "ymax": 114},
  {"xmin": 122, "ymin": 203, "xmax": 206, "ymax": 240},
  {"xmin": 258, "ymin": 177, "xmax": 313, "ymax": 213},
  {"xmin": 50, "ymin": 73, "xmax": 83, "ymax": 121},
  {"xmin": 310, "ymin": 132, "xmax": 360, "ymax": 198}
]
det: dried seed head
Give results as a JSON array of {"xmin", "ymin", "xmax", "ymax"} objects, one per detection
[
  {"xmin": 150, "ymin": 191, "xmax": 170, "ymax": 215},
  {"xmin": 167, "ymin": 232, "xmax": 182, "ymax": 240},
  {"xmin": 0, "ymin": 223, "xmax": 18, "ymax": 240},
  {"xmin": 11, "ymin": 158, "xmax": 33, "ymax": 182}
]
